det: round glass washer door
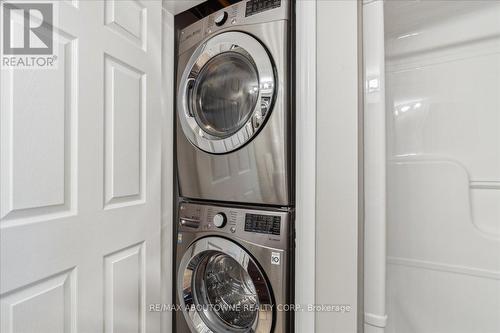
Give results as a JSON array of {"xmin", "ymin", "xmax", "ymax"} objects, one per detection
[
  {"xmin": 178, "ymin": 237, "xmax": 274, "ymax": 333},
  {"xmin": 178, "ymin": 31, "xmax": 276, "ymax": 154},
  {"xmin": 191, "ymin": 51, "xmax": 259, "ymax": 139}
]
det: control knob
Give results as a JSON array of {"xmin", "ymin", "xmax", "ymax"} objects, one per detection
[
  {"xmin": 214, "ymin": 11, "xmax": 228, "ymax": 26},
  {"xmin": 213, "ymin": 213, "xmax": 227, "ymax": 228}
]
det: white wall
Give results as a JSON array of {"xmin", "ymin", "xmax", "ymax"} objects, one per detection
[
  {"xmin": 315, "ymin": 1, "xmax": 362, "ymax": 332},
  {"xmin": 384, "ymin": 2, "xmax": 500, "ymax": 332}
]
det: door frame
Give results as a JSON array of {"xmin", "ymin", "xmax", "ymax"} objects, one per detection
[{"xmin": 294, "ymin": 0, "xmax": 317, "ymax": 332}]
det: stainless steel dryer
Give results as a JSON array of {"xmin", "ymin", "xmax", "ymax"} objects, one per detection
[
  {"xmin": 176, "ymin": 0, "xmax": 292, "ymax": 206},
  {"xmin": 175, "ymin": 201, "xmax": 293, "ymax": 333}
]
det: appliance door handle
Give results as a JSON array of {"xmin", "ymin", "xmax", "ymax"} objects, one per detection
[{"xmin": 185, "ymin": 77, "xmax": 196, "ymax": 118}]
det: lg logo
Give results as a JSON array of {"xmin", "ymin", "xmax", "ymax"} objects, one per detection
[
  {"xmin": 271, "ymin": 252, "xmax": 281, "ymax": 265},
  {"xmin": 2, "ymin": 2, "xmax": 53, "ymax": 55}
]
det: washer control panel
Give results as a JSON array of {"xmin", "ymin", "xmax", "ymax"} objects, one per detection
[
  {"xmin": 178, "ymin": 202, "xmax": 292, "ymax": 249},
  {"xmin": 245, "ymin": 213, "xmax": 281, "ymax": 235},
  {"xmin": 245, "ymin": 0, "xmax": 281, "ymax": 17}
]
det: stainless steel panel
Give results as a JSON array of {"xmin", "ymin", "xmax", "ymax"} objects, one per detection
[
  {"xmin": 176, "ymin": 20, "xmax": 292, "ymax": 206},
  {"xmin": 175, "ymin": 201, "xmax": 294, "ymax": 333}
]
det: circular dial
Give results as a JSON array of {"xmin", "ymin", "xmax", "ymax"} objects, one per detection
[
  {"xmin": 214, "ymin": 11, "xmax": 228, "ymax": 26},
  {"xmin": 213, "ymin": 213, "xmax": 227, "ymax": 228}
]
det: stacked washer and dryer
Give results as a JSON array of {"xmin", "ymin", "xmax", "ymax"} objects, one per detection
[{"xmin": 174, "ymin": 1, "xmax": 294, "ymax": 332}]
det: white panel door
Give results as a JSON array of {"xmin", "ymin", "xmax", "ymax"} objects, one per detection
[{"xmin": 0, "ymin": 1, "xmax": 162, "ymax": 332}]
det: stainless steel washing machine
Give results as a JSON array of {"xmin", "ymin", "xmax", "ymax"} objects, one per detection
[
  {"xmin": 176, "ymin": 0, "xmax": 293, "ymax": 206},
  {"xmin": 175, "ymin": 201, "xmax": 293, "ymax": 333}
]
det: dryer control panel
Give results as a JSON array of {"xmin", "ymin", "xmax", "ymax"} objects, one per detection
[{"xmin": 178, "ymin": 0, "xmax": 289, "ymax": 55}]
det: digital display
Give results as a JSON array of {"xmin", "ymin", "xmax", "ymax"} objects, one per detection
[
  {"xmin": 245, "ymin": 0, "xmax": 281, "ymax": 17},
  {"xmin": 245, "ymin": 214, "xmax": 281, "ymax": 235}
]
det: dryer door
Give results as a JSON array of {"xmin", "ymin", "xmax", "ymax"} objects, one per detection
[
  {"xmin": 178, "ymin": 31, "xmax": 276, "ymax": 154},
  {"xmin": 178, "ymin": 237, "xmax": 273, "ymax": 333}
]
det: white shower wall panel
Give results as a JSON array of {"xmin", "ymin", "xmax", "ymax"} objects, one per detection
[{"xmin": 385, "ymin": 2, "xmax": 500, "ymax": 332}]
